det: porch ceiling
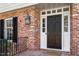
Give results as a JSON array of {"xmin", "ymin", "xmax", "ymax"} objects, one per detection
[
  {"xmin": 0, "ymin": 3, "xmax": 37, "ymax": 13},
  {"xmin": 0, "ymin": 3, "xmax": 70, "ymax": 13}
]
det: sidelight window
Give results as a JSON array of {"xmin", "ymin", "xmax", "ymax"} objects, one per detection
[
  {"xmin": 42, "ymin": 18, "xmax": 46, "ymax": 32},
  {"xmin": 64, "ymin": 15, "xmax": 68, "ymax": 32}
]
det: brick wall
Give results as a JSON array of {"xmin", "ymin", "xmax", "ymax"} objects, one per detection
[
  {"xmin": 61, "ymin": 3, "xmax": 79, "ymax": 56},
  {"xmin": 0, "ymin": 6, "xmax": 40, "ymax": 52},
  {"xmin": 70, "ymin": 3, "xmax": 79, "ymax": 55}
]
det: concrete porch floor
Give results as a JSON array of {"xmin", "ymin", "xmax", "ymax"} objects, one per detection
[{"xmin": 15, "ymin": 49, "xmax": 62, "ymax": 56}]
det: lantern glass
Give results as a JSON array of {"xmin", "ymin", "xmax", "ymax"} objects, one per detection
[{"xmin": 24, "ymin": 15, "xmax": 30, "ymax": 25}]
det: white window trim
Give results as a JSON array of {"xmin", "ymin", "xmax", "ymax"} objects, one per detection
[{"xmin": 4, "ymin": 17, "xmax": 13, "ymax": 40}]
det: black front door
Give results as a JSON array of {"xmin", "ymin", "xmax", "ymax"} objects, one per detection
[{"xmin": 47, "ymin": 14, "xmax": 62, "ymax": 49}]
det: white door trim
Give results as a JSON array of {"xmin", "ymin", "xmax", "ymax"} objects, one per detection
[{"xmin": 40, "ymin": 6, "xmax": 70, "ymax": 52}]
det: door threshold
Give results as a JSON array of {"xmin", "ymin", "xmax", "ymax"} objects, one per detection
[
  {"xmin": 40, "ymin": 48, "xmax": 63, "ymax": 52},
  {"xmin": 40, "ymin": 48, "xmax": 70, "ymax": 52}
]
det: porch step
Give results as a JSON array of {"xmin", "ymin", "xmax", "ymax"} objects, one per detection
[{"xmin": 15, "ymin": 49, "xmax": 62, "ymax": 56}]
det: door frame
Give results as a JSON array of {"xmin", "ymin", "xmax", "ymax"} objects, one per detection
[{"xmin": 40, "ymin": 6, "xmax": 70, "ymax": 51}]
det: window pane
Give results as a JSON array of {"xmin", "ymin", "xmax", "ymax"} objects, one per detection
[
  {"xmin": 42, "ymin": 18, "xmax": 45, "ymax": 23},
  {"xmin": 47, "ymin": 11, "xmax": 51, "ymax": 14},
  {"xmin": 64, "ymin": 16, "xmax": 68, "ymax": 26},
  {"xmin": 64, "ymin": 22, "xmax": 68, "ymax": 26},
  {"xmin": 52, "ymin": 10, "xmax": 56, "ymax": 13},
  {"xmin": 7, "ymin": 28, "xmax": 13, "ymax": 40},
  {"xmin": 64, "ymin": 15, "xmax": 68, "ymax": 32},
  {"xmin": 42, "ymin": 24, "xmax": 45, "ymax": 27},
  {"xmin": 64, "ymin": 27, "xmax": 68, "ymax": 32},
  {"xmin": 7, "ymin": 20, "xmax": 9, "ymax": 27},
  {"xmin": 63, "ymin": 8, "xmax": 69, "ymax": 11},
  {"xmin": 6, "ymin": 19, "xmax": 13, "ymax": 40},
  {"xmin": 7, "ymin": 20, "xmax": 13, "ymax": 27},
  {"xmin": 10, "ymin": 20, "xmax": 13, "ymax": 27},
  {"xmin": 42, "ymin": 18, "xmax": 45, "ymax": 27},
  {"xmin": 7, "ymin": 28, "xmax": 9, "ymax": 40},
  {"xmin": 42, "ymin": 28, "xmax": 45, "ymax": 32},
  {"xmin": 42, "ymin": 11, "xmax": 46, "ymax": 15},
  {"xmin": 57, "ymin": 9, "xmax": 62, "ymax": 12}
]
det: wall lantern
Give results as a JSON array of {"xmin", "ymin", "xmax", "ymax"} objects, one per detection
[{"xmin": 24, "ymin": 15, "xmax": 31, "ymax": 25}]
